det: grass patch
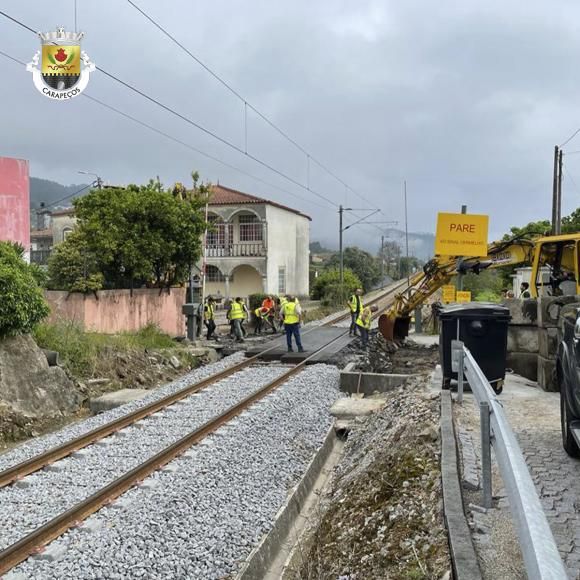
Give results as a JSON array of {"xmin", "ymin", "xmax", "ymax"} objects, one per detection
[{"xmin": 34, "ymin": 320, "xmax": 177, "ymax": 378}]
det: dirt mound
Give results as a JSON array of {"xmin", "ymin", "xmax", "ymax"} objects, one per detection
[{"xmin": 295, "ymin": 380, "xmax": 450, "ymax": 579}]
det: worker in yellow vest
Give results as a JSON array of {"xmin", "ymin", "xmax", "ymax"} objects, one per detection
[
  {"xmin": 227, "ymin": 297, "xmax": 246, "ymax": 342},
  {"xmin": 203, "ymin": 296, "xmax": 218, "ymax": 341},
  {"xmin": 254, "ymin": 306, "xmax": 269, "ymax": 335},
  {"xmin": 356, "ymin": 304, "xmax": 378, "ymax": 348},
  {"xmin": 281, "ymin": 295, "xmax": 304, "ymax": 353},
  {"xmin": 347, "ymin": 288, "xmax": 363, "ymax": 337}
]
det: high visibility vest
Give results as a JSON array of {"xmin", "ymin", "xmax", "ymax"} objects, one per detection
[
  {"xmin": 254, "ymin": 307, "xmax": 267, "ymax": 318},
  {"xmin": 356, "ymin": 307, "xmax": 372, "ymax": 330},
  {"xmin": 282, "ymin": 301, "xmax": 299, "ymax": 324},
  {"xmin": 348, "ymin": 294, "xmax": 361, "ymax": 313},
  {"xmin": 229, "ymin": 302, "xmax": 245, "ymax": 320},
  {"xmin": 204, "ymin": 303, "xmax": 214, "ymax": 320}
]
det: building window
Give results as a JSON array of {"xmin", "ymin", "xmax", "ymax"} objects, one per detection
[
  {"xmin": 278, "ymin": 266, "xmax": 286, "ymax": 294},
  {"xmin": 207, "ymin": 216, "xmax": 228, "ymax": 247},
  {"xmin": 206, "ymin": 265, "xmax": 227, "ymax": 283},
  {"xmin": 62, "ymin": 227, "xmax": 73, "ymax": 240},
  {"xmin": 239, "ymin": 214, "xmax": 263, "ymax": 242}
]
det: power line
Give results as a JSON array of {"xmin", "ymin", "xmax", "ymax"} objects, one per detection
[
  {"xmin": 125, "ymin": 0, "xmax": 382, "ymax": 212},
  {"xmin": 0, "ymin": 10, "xmax": 340, "ymax": 210},
  {"xmin": 45, "ymin": 183, "xmax": 94, "ymax": 208},
  {"xmin": 563, "ymin": 162, "xmax": 580, "ymax": 197},
  {"xmin": 560, "ymin": 128, "xmax": 580, "ymax": 148},
  {"xmin": 82, "ymin": 94, "xmax": 333, "ymax": 211}
]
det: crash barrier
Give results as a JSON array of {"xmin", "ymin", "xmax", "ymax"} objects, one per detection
[{"xmin": 451, "ymin": 340, "xmax": 567, "ymax": 580}]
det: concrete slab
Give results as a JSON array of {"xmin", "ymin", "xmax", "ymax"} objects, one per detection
[
  {"xmin": 330, "ymin": 397, "xmax": 387, "ymax": 418},
  {"xmin": 89, "ymin": 388, "xmax": 150, "ymax": 414},
  {"xmin": 339, "ymin": 371, "xmax": 416, "ymax": 395}
]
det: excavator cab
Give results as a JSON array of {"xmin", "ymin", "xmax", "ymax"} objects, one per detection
[{"xmin": 530, "ymin": 235, "xmax": 580, "ymax": 297}]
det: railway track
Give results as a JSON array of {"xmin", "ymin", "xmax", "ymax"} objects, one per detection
[{"xmin": 0, "ymin": 280, "xmax": 406, "ymax": 576}]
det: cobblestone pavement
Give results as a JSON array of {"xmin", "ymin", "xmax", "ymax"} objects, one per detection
[{"xmin": 458, "ymin": 373, "xmax": 580, "ymax": 579}]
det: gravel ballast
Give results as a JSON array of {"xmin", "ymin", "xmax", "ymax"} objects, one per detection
[
  {"xmin": 0, "ymin": 360, "xmax": 290, "ymax": 551},
  {"xmin": 10, "ymin": 364, "xmax": 340, "ymax": 579},
  {"xmin": 0, "ymin": 352, "xmax": 246, "ymax": 472}
]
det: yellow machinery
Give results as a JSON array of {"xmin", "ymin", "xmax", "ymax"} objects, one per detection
[{"xmin": 379, "ymin": 233, "xmax": 580, "ymax": 341}]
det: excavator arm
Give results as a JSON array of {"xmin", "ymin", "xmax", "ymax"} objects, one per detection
[{"xmin": 379, "ymin": 236, "xmax": 536, "ymax": 341}]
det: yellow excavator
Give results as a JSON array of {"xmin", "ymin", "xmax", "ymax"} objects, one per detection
[{"xmin": 379, "ymin": 233, "xmax": 580, "ymax": 341}]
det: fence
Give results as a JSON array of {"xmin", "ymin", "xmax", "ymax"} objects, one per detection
[
  {"xmin": 451, "ymin": 340, "xmax": 567, "ymax": 579},
  {"xmin": 206, "ymin": 243, "xmax": 266, "ymax": 258}
]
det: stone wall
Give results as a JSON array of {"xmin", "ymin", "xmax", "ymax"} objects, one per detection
[
  {"xmin": 45, "ymin": 287, "xmax": 187, "ymax": 336},
  {"xmin": 503, "ymin": 298, "xmax": 538, "ymax": 382},
  {"xmin": 504, "ymin": 295, "xmax": 580, "ymax": 392}
]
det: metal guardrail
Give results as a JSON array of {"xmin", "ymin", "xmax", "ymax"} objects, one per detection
[{"xmin": 451, "ymin": 340, "xmax": 567, "ymax": 580}]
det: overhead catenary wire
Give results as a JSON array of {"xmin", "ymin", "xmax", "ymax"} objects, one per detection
[
  {"xmin": 0, "ymin": 11, "xmax": 389, "ymax": 235},
  {"xmin": 0, "ymin": 9, "xmax": 339, "ymax": 209},
  {"xmin": 125, "ymin": 0, "xmax": 382, "ymax": 214}
]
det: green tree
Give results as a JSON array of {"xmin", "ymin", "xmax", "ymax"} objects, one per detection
[
  {"xmin": 311, "ymin": 268, "xmax": 362, "ymax": 301},
  {"xmin": 502, "ymin": 219, "xmax": 551, "ymax": 241},
  {"xmin": 0, "ymin": 242, "xmax": 49, "ymax": 337},
  {"xmin": 378, "ymin": 240, "xmax": 401, "ymax": 278},
  {"xmin": 562, "ymin": 209, "xmax": 580, "ymax": 233},
  {"xmin": 47, "ymin": 231, "xmax": 104, "ymax": 292},
  {"xmin": 49, "ymin": 176, "xmax": 209, "ymax": 291},
  {"xmin": 399, "ymin": 256, "xmax": 422, "ymax": 279},
  {"xmin": 327, "ymin": 247, "xmax": 381, "ymax": 290}
]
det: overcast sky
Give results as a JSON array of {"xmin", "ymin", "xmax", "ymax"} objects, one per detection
[{"xmin": 2, "ymin": 0, "xmax": 580, "ymax": 251}]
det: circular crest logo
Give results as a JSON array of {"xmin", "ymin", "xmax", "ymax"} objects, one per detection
[{"xmin": 26, "ymin": 26, "xmax": 95, "ymax": 100}]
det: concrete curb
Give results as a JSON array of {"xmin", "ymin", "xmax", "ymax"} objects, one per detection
[
  {"xmin": 235, "ymin": 426, "xmax": 337, "ymax": 580},
  {"xmin": 440, "ymin": 390, "xmax": 483, "ymax": 580}
]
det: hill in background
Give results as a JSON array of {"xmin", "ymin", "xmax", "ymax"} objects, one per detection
[{"xmin": 30, "ymin": 177, "xmax": 90, "ymax": 209}]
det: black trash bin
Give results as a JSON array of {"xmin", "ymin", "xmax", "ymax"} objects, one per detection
[{"xmin": 439, "ymin": 303, "xmax": 511, "ymax": 394}]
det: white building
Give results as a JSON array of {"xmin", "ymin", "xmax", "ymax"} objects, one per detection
[{"xmin": 202, "ymin": 185, "xmax": 310, "ymax": 299}]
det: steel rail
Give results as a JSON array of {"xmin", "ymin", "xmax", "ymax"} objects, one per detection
[
  {"xmin": 0, "ymin": 328, "xmax": 355, "ymax": 575},
  {"xmin": 0, "ymin": 280, "xmax": 405, "ymax": 488}
]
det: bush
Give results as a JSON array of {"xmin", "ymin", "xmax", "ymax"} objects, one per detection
[
  {"xmin": 0, "ymin": 242, "xmax": 50, "ymax": 337},
  {"xmin": 474, "ymin": 290, "xmax": 502, "ymax": 303},
  {"xmin": 34, "ymin": 321, "xmax": 176, "ymax": 377},
  {"xmin": 311, "ymin": 268, "xmax": 362, "ymax": 301}
]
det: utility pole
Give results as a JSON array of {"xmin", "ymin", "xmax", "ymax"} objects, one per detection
[
  {"xmin": 339, "ymin": 205, "xmax": 344, "ymax": 293},
  {"xmin": 404, "ymin": 180, "xmax": 409, "ymax": 286},
  {"xmin": 380, "ymin": 234, "xmax": 385, "ymax": 283},
  {"xmin": 552, "ymin": 145, "xmax": 559, "ymax": 235},
  {"xmin": 557, "ymin": 149, "xmax": 563, "ymax": 235}
]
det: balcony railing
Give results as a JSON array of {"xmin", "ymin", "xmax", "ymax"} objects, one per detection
[
  {"xmin": 30, "ymin": 249, "xmax": 52, "ymax": 265},
  {"xmin": 206, "ymin": 243, "xmax": 266, "ymax": 258}
]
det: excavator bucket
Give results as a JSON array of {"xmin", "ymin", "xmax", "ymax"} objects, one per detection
[{"xmin": 379, "ymin": 314, "xmax": 411, "ymax": 342}]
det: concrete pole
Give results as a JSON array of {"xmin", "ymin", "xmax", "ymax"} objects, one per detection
[
  {"xmin": 339, "ymin": 204, "xmax": 344, "ymax": 295},
  {"xmin": 552, "ymin": 145, "xmax": 559, "ymax": 235},
  {"xmin": 557, "ymin": 149, "xmax": 563, "ymax": 235},
  {"xmin": 381, "ymin": 234, "xmax": 385, "ymax": 285}
]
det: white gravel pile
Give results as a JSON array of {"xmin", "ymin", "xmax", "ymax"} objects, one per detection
[
  {"xmin": 0, "ymin": 352, "xmax": 246, "ymax": 472},
  {"xmin": 10, "ymin": 364, "xmax": 340, "ymax": 580},
  {"xmin": 0, "ymin": 363, "xmax": 290, "ymax": 551}
]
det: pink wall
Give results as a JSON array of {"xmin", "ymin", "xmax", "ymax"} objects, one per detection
[
  {"xmin": 0, "ymin": 157, "xmax": 30, "ymax": 251},
  {"xmin": 45, "ymin": 288, "xmax": 187, "ymax": 336}
]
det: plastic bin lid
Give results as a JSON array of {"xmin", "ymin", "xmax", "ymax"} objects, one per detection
[{"xmin": 439, "ymin": 302, "xmax": 510, "ymax": 319}]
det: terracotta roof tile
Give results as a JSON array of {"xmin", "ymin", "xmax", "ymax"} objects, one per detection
[
  {"xmin": 209, "ymin": 185, "xmax": 311, "ymax": 220},
  {"xmin": 50, "ymin": 207, "xmax": 75, "ymax": 216}
]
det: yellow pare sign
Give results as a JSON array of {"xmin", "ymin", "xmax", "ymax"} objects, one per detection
[
  {"xmin": 435, "ymin": 212, "xmax": 489, "ymax": 257},
  {"xmin": 442, "ymin": 285, "xmax": 456, "ymax": 303},
  {"xmin": 456, "ymin": 290, "xmax": 472, "ymax": 303}
]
